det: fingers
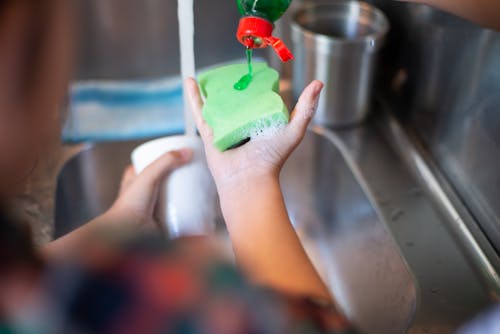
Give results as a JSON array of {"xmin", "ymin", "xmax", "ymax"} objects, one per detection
[
  {"xmin": 185, "ymin": 77, "xmax": 203, "ymax": 111},
  {"xmin": 111, "ymin": 149, "xmax": 192, "ymax": 228},
  {"xmin": 185, "ymin": 78, "xmax": 213, "ymax": 143},
  {"xmin": 136, "ymin": 149, "xmax": 193, "ymax": 189},
  {"xmin": 286, "ymin": 80, "xmax": 323, "ymax": 145}
]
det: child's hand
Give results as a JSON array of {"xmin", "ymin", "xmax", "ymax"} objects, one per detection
[
  {"xmin": 185, "ymin": 78, "xmax": 323, "ymax": 194},
  {"xmin": 45, "ymin": 150, "xmax": 192, "ymax": 259},
  {"xmin": 106, "ymin": 149, "xmax": 192, "ymax": 230}
]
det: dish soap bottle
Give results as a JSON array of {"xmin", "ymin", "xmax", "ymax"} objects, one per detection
[{"xmin": 236, "ymin": 0, "xmax": 294, "ymax": 62}]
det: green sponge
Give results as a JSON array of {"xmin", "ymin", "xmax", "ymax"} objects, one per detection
[{"xmin": 199, "ymin": 62, "xmax": 289, "ymax": 151}]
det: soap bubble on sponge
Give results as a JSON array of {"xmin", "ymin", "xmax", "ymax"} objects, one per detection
[{"xmin": 249, "ymin": 117, "xmax": 288, "ymax": 140}]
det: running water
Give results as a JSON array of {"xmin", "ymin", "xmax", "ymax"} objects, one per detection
[
  {"xmin": 178, "ymin": 0, "xmax": 196, "ymax": 136},
  {"xmin": 234, "ymin": 48, "xmax": 254, "ymax": 91}
]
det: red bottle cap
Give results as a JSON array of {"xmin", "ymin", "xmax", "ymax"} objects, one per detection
[
  {"xmin": 236, "ymin": 16, "xmax": 294, "ymax": 63},
  {"xmin": 265, "ymin": 36, "xmax": 294, "ymax": 62}
]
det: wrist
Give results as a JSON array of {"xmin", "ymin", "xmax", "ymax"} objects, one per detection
[
  {"xmin": 217, "ymin": 173, "xmax": 285, "ymax": 228},
  {"xmin": 217, "ymin": 172, "xmax": 280, "ymax": 200}
]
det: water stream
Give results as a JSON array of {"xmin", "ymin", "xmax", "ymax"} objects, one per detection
[{"xmin": 178, "ymin": 0, "xmax": 197, "ymax": 136}]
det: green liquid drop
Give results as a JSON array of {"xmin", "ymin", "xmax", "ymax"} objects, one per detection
[{"xmin": 234, "ymin": 49, "xmax": 253, "ymax": 91}]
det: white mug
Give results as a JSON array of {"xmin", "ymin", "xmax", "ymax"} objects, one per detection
[{"xmin": 131, "ymin": 135, "xmax": 217, "ymax": 238}]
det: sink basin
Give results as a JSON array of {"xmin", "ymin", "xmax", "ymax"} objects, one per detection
[{"xmin": 55, "ymin": 129, "xmax": 416, "ymax": 334}]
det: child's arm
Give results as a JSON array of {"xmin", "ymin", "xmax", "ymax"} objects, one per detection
[
  {"xmin": 400, "ymin": 0, "xmax": 500, "ymax": 30},
  {"xmin": 43, "ymin": 149, "xmax": 192, "ymax": 260},
  {"xmin": 186, "ymin": 78, "xmax": 332, "ymax": 301},
  {"xmin": 220, "ymin": 174, "xmax": 332, "ymax": 301}
]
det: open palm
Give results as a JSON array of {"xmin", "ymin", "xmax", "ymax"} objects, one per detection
[{"xmin": 185, "ymin": 78, "xmax": 323, "ymax": 192}]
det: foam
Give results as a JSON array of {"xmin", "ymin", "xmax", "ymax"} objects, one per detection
[{"xmin": 249, "ymin": 117, "xmax": 287, "ymax": 140}]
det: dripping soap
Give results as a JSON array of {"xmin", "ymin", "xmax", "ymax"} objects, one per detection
[{"xmin": 199, "ymin": 62, "xmax": 289, "ymax": 151}]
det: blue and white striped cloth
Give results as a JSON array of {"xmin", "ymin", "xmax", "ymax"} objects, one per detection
[{"xmin": 63, "ymin": 76, "xmax": 185, "ymax": 143}]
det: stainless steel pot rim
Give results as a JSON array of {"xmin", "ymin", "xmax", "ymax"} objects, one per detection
[{"xmin": 291, "ymin": 0, "xmax": 390, "ymax": 46}]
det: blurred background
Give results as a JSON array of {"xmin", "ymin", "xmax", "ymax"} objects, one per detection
[{"xmin": 74, "ymin": 0, "xmax": 243, "ymax": 80}]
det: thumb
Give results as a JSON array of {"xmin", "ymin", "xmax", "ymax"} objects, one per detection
[{"xmin": 286, "ymin": 80, "xmax": 323, "ymax": 146}]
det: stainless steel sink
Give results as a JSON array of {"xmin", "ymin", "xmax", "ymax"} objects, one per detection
[
  {"xmin": 55, "ymin": 128, "xmax": 417, "ymax": 334},
  {"xmin": 54, "ymin": 1, "xmax": 498, "ymax": 332},
  {"xmin": 55, "ymin": 115, "xmax": 499, "ymax": 333}
]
